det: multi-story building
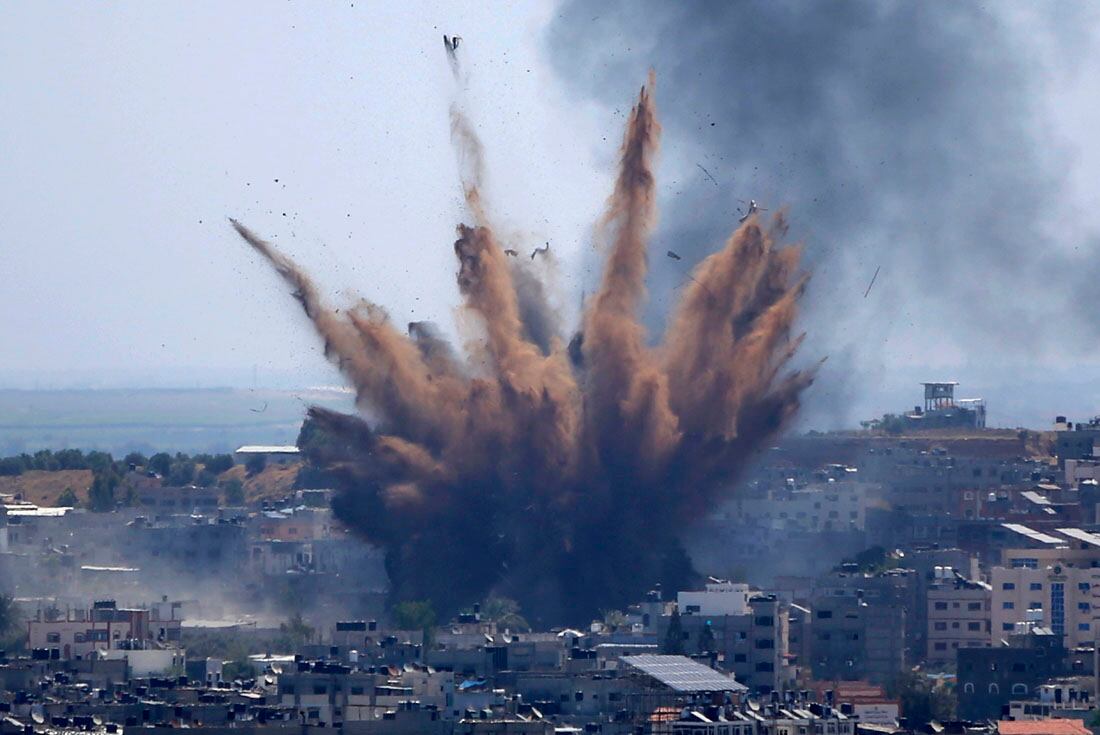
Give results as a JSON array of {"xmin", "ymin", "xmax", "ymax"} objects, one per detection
[
  {"xmin": 957, "ymin": 627, "xmax": 1067, "ymax": 721},
  {"xmin": 806, "ymin": 568, "xmax": 920, "ymax": 683},
  {"xmin": 661, "ymin": 586, "xmax": 791, "ymax": 693},
  {"xmin": 926, "ymin": 569, "xmax": 991, "ymax": 665},
  {"xmin": 26, "ymin": 599, "xmax": 181, "ymax": 660},
  {"xmin": 991, "ymin": 564, "xmax": 1100, "ymax": 649}
]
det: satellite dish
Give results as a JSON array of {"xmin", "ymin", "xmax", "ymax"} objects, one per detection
[
  {"xmin": 92, "ymin": 715, "xmax": 104, "ymax": 726},
  {"xmin": 32, "ymin": 713, "xmax": 45, "ymax": 724}
]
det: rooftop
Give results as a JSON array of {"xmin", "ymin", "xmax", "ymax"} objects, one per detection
[{"xmin": 622, "ymin": 654, "xmax": 747, "ymax": 693}]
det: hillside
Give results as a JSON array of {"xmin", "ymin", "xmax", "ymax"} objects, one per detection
[{"xmin": 0, "ymin": 469, "xmax": 93, "ymax": 507}]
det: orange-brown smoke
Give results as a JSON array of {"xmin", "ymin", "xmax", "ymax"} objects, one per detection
[{"xmin": 234, "ymin": 76, "xmax": 814, "ymax": 622}]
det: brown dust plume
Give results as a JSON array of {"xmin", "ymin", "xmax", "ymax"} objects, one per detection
[{"xmin": 233, "ymin": 77, "xmax": 814, "ymax": 623}]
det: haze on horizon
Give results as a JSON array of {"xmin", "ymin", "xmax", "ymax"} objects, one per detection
[{"xmin": 3, "ymin": 1, "xmax": 1100, "ymax": 431}]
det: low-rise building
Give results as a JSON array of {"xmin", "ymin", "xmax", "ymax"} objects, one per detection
[{"xmin": 926, "ymin": 569, "xmax": 992, "ymax": 665}]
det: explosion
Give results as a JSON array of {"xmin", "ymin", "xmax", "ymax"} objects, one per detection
[{"xmin": 231, "ymin": 74, "xmax": 814, "ymax": 624}]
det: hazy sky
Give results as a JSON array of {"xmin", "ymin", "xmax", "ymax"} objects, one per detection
[
  {"xmin": 0, "ymin": 1, "xmax": 610, "ymax": 387},
  {"xmin": 4, "ymin": 2, "xmax": 1100, "ymax": 428}
]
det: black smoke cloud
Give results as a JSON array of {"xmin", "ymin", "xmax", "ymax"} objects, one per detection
[{"xmin": 548, "ymin": 1, "xmax": 1100, "ymax": 427}]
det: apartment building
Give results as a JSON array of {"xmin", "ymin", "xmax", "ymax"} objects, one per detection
[
  {"xmin": 991, "ymin": 564, "xmax": 1100, "ymax": 649},
  {"xmin": 926, "ymin": 569, "xmax": 992, "ymax": 665}
]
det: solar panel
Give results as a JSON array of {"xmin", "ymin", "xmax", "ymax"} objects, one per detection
[
  {"xmin": 623, "ymin": 654, "xmax": 747, "ymax": 692},
  {"xmin": 1057, "ymin": 527, "xmax": 1100, "ymax": 547},
  {"xmin": 1001, "ymin": 523, "xmax": 1064, "ymax": 546}
]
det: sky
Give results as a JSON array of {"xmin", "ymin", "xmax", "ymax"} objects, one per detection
[{"xmin": 3, "ymin": 2, "xmax": 1100, "ymax": 429}]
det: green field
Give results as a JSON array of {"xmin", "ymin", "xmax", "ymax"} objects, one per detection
[{"xmin": 0, "ymin": 388, "xmax": 356, "ymax": 455}]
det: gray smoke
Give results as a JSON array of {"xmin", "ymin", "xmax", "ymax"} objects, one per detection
[{"xmin": 547, "ymin": 1, "xmax": 1100, "ymax": 427}]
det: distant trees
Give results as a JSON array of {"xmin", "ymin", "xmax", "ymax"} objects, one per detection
[
  {"xmin": 147, "ymin": 452, "xmax": 173, "ymax": 477},
  {"xmin": 199, "ymin": 454, "xmax": 235, "ymax": 475},
  {"xmin": 245, "ymin": 454, "xmax": 267, "ymax": 477},
  {"xmin": 886, "ymin": 670, "xmax": 955, "ymax": 724},
  {"xmin": 392, "ymin": 600, "xmax": 437, "ymax": 645},
  {"xmin": 663, "ymin": 608, "xmax": 684, "ymax": 654},
  {"xmin": 278, "ymin": 612, "xmax": 315, "ymax": 649},
  {"xmin": 55, "ymin": 487, "xmax": 78, "ymax": 508},
  {"xmin": 481, "ymin": 597, "xmax": 530, "ymax": 632},
  {"xmin": 0, "ymin": 458, "xmax": 23, "ymax": 476},
  {"xmin": 222, "ymin": 478, "xmax": 245, "ymax": 506}
]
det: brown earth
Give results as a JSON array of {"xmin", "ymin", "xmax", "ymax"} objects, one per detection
[{"xmin": 0, "ymin": 470, "xmax": 93, "ymax": 507}]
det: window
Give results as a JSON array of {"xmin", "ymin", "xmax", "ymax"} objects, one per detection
[
  {"xmin": 1079, "ymin": 602, "xmax": 1091, "ymax": 612},
  {"xmin": 755, "ymin": 639, "xmax": 774, "ymax": 649},
  {"xmin": 968, "ymin": 602, "xmax": 982, "ymax": 611},
  {"xmin": 934, "ymin": 602, "xmax": 948, "ymax": 611},
  {"xmin": 964, "ymin": 683, "xmax": 975, "ymax": 694},
  {"xmin": 989, "ymin": 684, "xmax": 999, "ymax": 694},
  {"xmin": 46, "ymin": 632, "xmax": 61, "ymax": 643},
  {"xmin": 350, "ymin": 687, "xmax": 364, "ymax": 696},
  {"xmin": 733, "ymin": 653, "xmax": 747, "ymax": 663},
  {"xmin": 1080, "ymin": 582, "xmax": 1092, "ymax": 592},
  {"xmin": 1012, "ymin": 684, "xmax": 1029, "ymax": 695},
  {"xmin": 313, "ymin": 685, "xmax": 326, "ymax": 695},
  {"xmin": 817, "ymin": 610, "xmax": 833, "ymax": 619},
  {"xmin": 934, "ymin": 622, "xmax": 947, "ymax": 631},
  {"xmin": 755, "ymin": 662, "xmax": 774, "ymax": 672},
  {"xmin": 952, "ymin": 622, "xmax": 960, "ymax": 629},
  {"xmin": 934, "ymin": 642, "xmax": 947, "ymax": 651},
  {"xmin": 968, "ymin": 622, "xmax": 981, "ymax": 631},
  {"xmin": 1003, "ymin": 623, "xmax": 1014, "ymax": 631},
  {"xmin": 1029, "ymin": 602, "xmax": 1042, "ymax": 610},
  {"xmin": 1003, "ymin": 602, "xmax": 1015, "ymax": 610},
  {"xmin": 1030, "ymin": 583, "xmax": 1043, "ymax": 591},
  {"xmin": 1079, "ymin": 623, "xmax": 1091, "ymax": 632},
  {"xmin": 1002, "ymin": 582, "xmax": 1016, "ymax": 590},
  {"xmin": 755, "ymin": 616, "xmax": 774, "ymax": 627}
]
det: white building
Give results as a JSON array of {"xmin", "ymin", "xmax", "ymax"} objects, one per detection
[{"xmin": 678, "ymin": 580, "xmax": 750, "ymax": 616}]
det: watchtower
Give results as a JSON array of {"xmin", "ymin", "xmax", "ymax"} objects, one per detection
[{"xmin": 922, "ymin": 382, "xmax": 958, "ymax": 412}]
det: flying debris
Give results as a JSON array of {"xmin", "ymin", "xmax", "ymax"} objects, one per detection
[
  {"xmin": 504, "ymin": 249, "xmax": 518, "ymax": 257},
  {"xmin": 443, "ymin": 35, "xmax": 461, "ymax": 54},
  {"xmin": 666, "ymin": 250, "xmax": 682, "ymax": 261},
  {"xmin": 530, "ymin": 242, "xmax": 550, "ymax": 260},
  {"xmin": 232, "ymin": 73, "xmax": 814, "ymax": 624},
  {"xmin": 696, "ymin": 163, "xmax": 719, "ymax": 187},
  {"xmin": 737, "ymin": 199, "xmax": 768, "ymax": 223},
  {"xmin": 864, "ymin": 265, "xmax": 881, "ymax": 298},
  {"xmin": 250, "ymin": 401, "xmax": 269, "ymax": 414}
]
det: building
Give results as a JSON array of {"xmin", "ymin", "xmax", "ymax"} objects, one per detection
[
  {"xmin": 807, "ymin": 570, "xmax": 915, "ymax": 683},
  {"xmin": 234, "ymin": 445, "xmax": 301, "ymax": 465},
  {"xmin": 957, "ymin": 628, "xmax": 1067, "ymax": 721},
  {"xmin": 926, "ymin": 569, "xmax": 992, "ymax": 665},
  {"xmin": 26, "ymin": 599, "xmax": 181, "ymax": 660},
  {"xmin": 991, "ymin": 564, "xmax": 1100, "ymax": 649},
  {"xmin": 662, "ymin": 591, "xmax": 791, "ymax": 693}
]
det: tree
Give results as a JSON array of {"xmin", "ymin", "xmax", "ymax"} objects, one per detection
[
  {"xmin": 123, "ymin": 452, "xmax": 148, "ymax": 468},
  {"xmin": 245, "ymin": 454, "xmax": 267, "ymax": 477},
  {"xmin": 88, "ymin": 470, "xmax": 119, "ymax": 512},
  {"xmin": 148, "ymin": 453, "xmax": 172, "ymax": 476},
  {"xmin": 222, "ymin": 478, "xmax": 245, "ymax": 506},
  {"xmin": 697, "ymin": 621, "xmax": 716, "ymax": 655},
  {"xmin": 0, "ymin": 595, "xmax": 23, "ymax": 649},
  {"xmin": 482, "ymin": 597, "xmax": 530, "ymax": 632},
  {"xmin": 663, "ymin": 607, "xmax": 684, "ymax": 654},
  {"xmin": 279, "ymin": 612, "xmax": 315, "ymax": 649},
  {"xmin": 392, "ymin": 600, "xmax": 437, "ymax": 645},
  {"xmin": 55, "ymin": 487, "xmax": 78, "ymax": 508},
  {"xmin": 203, "ymin": 454, "xmax": 235, "ymax": 475},
  {"xmin": 165, "ymin": 460, "xmax": 196, "ymax": 487},
  {"xmin": 0, "ymin": 457, "xmax": 24, "ymax": 477},
  {"xmin": 886, "ymin": 670, "xmax": 955, "ymax": 725},
  {"xmin": 195, "ymin": 469, "xmax": 217, "ymax": 488}
]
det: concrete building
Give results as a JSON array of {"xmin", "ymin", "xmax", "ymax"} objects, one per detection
[
  {"xmin": 957, "ymin": 628, "xmax": 1067, "ymax": 721},
  {"xmin": 678, "ymin": 581, "xmax": 751, "ymax": 617},
  {"xmin": 661, "ymin": 592, "xmax": 791, "ymax": 693},
  {"xmin": 926, "ymin": 569, "xmax": 992, "ymax": 665},
  {"xmin": 991, "ymin": 564, "xmax": 1100, "ymax": 649},
  {"xmin": 26, "ymin": 599, "xmax": 181, "ymax": 660}
]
